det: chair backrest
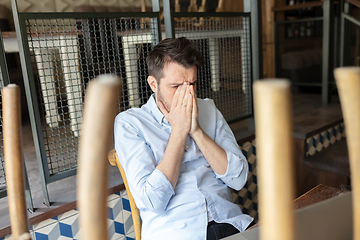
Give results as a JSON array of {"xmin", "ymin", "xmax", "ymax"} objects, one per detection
[
  {"xmin": 77, "ymin": 76, "xmax": 121, "ymax": 240},
  {"xmin": 334, "ymin": 67, "xmax": 360, "ymax": 240},
  {"xmin": 108, "ymin": 149, "xmax": 141, "ymax": 240},
  {"xmin": 3, "ymin": 84, "xmax": 31, "ymax": 240},
  {"xmin": 254, "ymin": 79, "xmax": 295, "ymax": 240}
]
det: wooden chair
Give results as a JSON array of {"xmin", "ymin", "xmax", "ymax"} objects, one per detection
[
  {"xmin": 3, "ymin": 84, "xmax": 31, "ymax": 240},
  {"xmin": 77, "ymin": 75, "xmax": 121, "ymax": 240},
  {"xmin": 254, "ymin": 79, "xmax": 295, "ymax": 240},
  {"xmin": 334, "ymin": 67, "xmax": 360, "ymax": 240},
  {"xmin": 253, "ymin": 75, "xmax": 358, "ymax": 240},
  {"xmin": 108, "ymin": 149, "xmax": 141, "ymax": 240}
]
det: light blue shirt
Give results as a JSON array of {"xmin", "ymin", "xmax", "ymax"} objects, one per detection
[{"xmin": 114, "ymin": 95, "xmax": 253, "ymax": 240}]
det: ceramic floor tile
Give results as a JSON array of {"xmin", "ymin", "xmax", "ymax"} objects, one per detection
[
  {"xmin": 33, "ymin": 218, "xmax": 58, "ymax": 231},
  {"xmin": 316, "ymin": 143, "xmax": 323, "ymax": 152},
  {"xmin": 59, "ymin": 214, "xmax": 78, "ymax": 225},
  {"xmin": 34, "ymin": 232, "xmax": 49, "ymax": 240},
  {"xmin": 125, "ymin": 222, "xmax": 134, "ymax": 236},
  {"xmin": 122, "ymin": 199, "xmax": 131, "ymax": 212},
  {"xmin": 57, "ymin": 236, "xmax": 73, "ymax": 240},
  {"xmin": 110, "ymin": 232, "xmax": 126, "ymax": 240},
  {"xmin": 108, "ymin": 193, "xmax": 121, "ymax": 202},
  {"xmin": 123, "ymin": 211, "xmax": 133, "ymax": 235},
  {"xmin": 73, "ymin": 229, "xmax": 81, "ymax": 240},
  {"xmin": 125, "ymin": 236, "xmax": 135, "ymax": 240},
  {"xmin": 108, "ymin": 198, "xmax": 123, "ymax": 221},
  {"xmin": 120, "ymin": 190, "xmax": 128, "ymax": 200},
  {"xmin": 34, "ymin": 222, "xmax": 60, "ymax": 240},
  {"xmin": 59, "ymin": 222, "xmax": 73, "ymax": 238},
  {"xmin": 114, "ymin": 209, "xmax": 124, "ymax": 223},
  {"xmin": 126, "ymin": 231, "xmax": 135, "ymax": 239},
  {"xmin": 58, "ymin": 210, "xmax": 79, "ymax": 221},
  {"xmin": 323, "ymin": 139, "xmax": 330, "ymax": 148},
  {"xmin": 114, "ymin": 221, "xmax": 125, "ymax": 235},
  {"xmin": 122, "ymin": 210, "xmax": 132, "ymax": 222},
  {"xmin": 108, "ymin": 220, "xmax": 115, "ymax": 239},
  {"xmin": 112, "ymin": 234, "xmax": 125, "ymax": 240}
]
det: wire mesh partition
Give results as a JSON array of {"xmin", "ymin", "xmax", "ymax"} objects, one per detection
[
  {"xmin": 13, "ymin": 5, "xmax": 161, "ymax": 204},
  {"xmin": 341, "ymin": 1, "xmax": 360, "ymax": 67},
  {"xmin": 171, "ymin": 12, "xmax": 253, "ymax": 123},
  {"xmin": 0, "ymin": 31, "xmax": 33, "ymax": 210}
]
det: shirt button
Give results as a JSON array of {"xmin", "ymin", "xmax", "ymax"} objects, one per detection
[
  {"xmin": 198, "ymin": 187, "xmax": 202, "ymax": 191},
  {"xmin": 185, "ymin": 145, "xmax": 189, "ymax": 149},
  {"xmin": 202, "ymin": 209, "xmax": 206, "ymax": 213}
]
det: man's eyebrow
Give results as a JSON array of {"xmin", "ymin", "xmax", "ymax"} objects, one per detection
[
  {"xmin": 169, "ymin": 82, "xmax": 183, "ymax": 86},
  {"xmin": 169, "ymin": 80, "xmax": 197, "ymax": 86}
]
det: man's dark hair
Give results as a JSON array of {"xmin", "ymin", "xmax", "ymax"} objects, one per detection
[{"xmin": 146, "ymin": 37, "xmax": 204, "ymax": 82}]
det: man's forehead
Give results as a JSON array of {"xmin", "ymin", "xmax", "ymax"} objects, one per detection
[{"xmin": 162, "ymin": 63, "xmax": 197, "ymax": 84}]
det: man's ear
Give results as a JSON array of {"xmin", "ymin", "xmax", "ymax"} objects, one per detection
[{"xmin": 147, "ymin": 75, "xmax": 157, "ymax": 92}]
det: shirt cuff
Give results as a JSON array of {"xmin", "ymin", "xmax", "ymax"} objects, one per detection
[
  {"xmin": 146, "ymin": 168, "xmax": 175, "ymax": 202},
  {"xmin": 214, "ymin": 150, "xmax": 245, "ymax": 179}
]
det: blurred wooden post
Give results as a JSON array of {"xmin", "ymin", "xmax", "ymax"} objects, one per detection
[
  {"xmin": 188, "ymin": 0, "xmax": 198, "ymax": 12},
  {"xmin": 175, "ymin": 0, "xmax": 180, "ymax": 12},
  {"xmin": 3, "ymin": 84, "xmax": 30, "ymax": 240},
  {"xmin": 141, "ymin": 0, "xmax": 146, "ymax": 12},
  {"xmin": 254, "ymin": 79, "xmax": 295, "ymax": 240},
  {"xmin": 216, "ymin": 0, "xmax": 223, "ymax": 12},
  {"xmin": 334, "ymin": 67, "xmax": 360, "ymax": 240},
  {"xmin": 77, "ymin": 75, "xmax": 121, "ymax": 240},
  {"xmin": 198, "ymin": 0, "xmax": 206, "ymax": 12}
]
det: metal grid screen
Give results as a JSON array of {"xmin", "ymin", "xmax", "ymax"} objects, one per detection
[
  {"xmin": 342, "ymin": 13, "xmax": 360, "ymax": 66},
  {"xmin": 172, "ymin": 13, "xmax": 252, "ymax": 122},
  {"xmin": 20, "ymin": 12, "xmax": 160, "ymax": 179}
]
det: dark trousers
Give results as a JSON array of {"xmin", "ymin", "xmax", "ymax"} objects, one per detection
[
  {"xmin": 206, "ymin": 220, "xmax": 255, "ymax": 240},
  {"xmin": 206, "ymin": 221, "xmax": 239, "ymax": 240}
]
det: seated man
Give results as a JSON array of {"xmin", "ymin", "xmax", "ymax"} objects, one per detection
[{"xmin": 114, "ymin": 37, "xmax": 253, "ymax": 240}]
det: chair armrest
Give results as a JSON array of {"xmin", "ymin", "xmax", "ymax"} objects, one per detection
[{"xmin": 108, "ymin": 149, "xmax": 117, "ymax": 166}]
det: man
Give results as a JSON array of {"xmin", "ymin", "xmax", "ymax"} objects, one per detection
[{"xmin": 114, "ymin": 37, "xmax": 253, "ymax": 240}]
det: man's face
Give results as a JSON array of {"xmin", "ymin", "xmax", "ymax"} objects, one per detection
[{"xmin": 148, "ymin": 62, "xmax": 197, "ymax": 112}]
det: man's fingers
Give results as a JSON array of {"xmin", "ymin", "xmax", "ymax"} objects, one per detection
[
  {"xmin": 172, "ymin": 85, "xmax": 182, "ymax": 108},
  {"xmin": 186, "ymin": 92, "xmax": 193, "ymax": 113},
  {"xmin": 178, "ymin": 83, "xmax": 188, "ymax": 107},
  {"xmin": 190, "ymin": 85, "xmax": 198, "ymax": 113}
]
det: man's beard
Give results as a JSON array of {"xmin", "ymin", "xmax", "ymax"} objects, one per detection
[{"xmin": 156, "ymin": 87, "xmax": 170, "ymax": 113}]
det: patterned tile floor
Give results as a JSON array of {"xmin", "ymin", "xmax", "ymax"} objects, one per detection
[{"xmin": 0, "ymin": 190, "xmax": 135, "ymax": 240}]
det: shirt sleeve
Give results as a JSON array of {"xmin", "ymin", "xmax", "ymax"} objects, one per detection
[
  {"xmin": 212, "ymin": 108, "xmax": 249, "ymax": 191},
  {"xmin": 114, "ymin": 114, "xmax": 175, "ymax": 214}
]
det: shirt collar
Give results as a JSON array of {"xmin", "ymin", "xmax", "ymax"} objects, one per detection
[{"xmin": 146, "ymin": 94, "xmax": 168, "ymax": 125}]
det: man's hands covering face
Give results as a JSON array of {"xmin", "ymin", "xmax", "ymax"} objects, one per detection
[{"xmin": 158, "ymin": 82, "xmax": 200, "ymax": 137}]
